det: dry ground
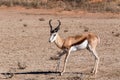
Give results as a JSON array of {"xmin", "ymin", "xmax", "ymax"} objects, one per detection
[{"xmin": 0, "ymin": 6, "xmax": 120, "ymax": 80}]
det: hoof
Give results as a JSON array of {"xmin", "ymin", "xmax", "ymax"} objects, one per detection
[{"xmin": 91, "ymin": 69, "xmax": 97, "ymax": 75}]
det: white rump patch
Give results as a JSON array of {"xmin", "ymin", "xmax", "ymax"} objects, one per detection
[{"xmin": 70, "ymin": 40, "xmax": 88, "ymax": 52}]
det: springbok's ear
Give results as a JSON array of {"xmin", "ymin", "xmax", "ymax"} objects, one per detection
[{"xmin": 54, "ymin": 26, "xmax": 60, "ymax": 32}]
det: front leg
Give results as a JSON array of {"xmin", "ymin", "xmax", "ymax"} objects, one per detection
[
  {"xmin": 60, "ymin": 48, "xmax": 72, "ymax": 75},
  {"xmin": 56, "ymin": 50, "xmax": 67, "ymax": 72}
]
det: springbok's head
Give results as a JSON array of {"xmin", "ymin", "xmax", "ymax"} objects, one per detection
[{"xmin": 49, "ymin": 19, "xmax": 61, "ymax": 43}]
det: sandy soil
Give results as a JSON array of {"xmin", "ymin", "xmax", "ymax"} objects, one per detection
[{"xmin": 0, "ymin": 6, "xmax": 120, "ymax": 80}]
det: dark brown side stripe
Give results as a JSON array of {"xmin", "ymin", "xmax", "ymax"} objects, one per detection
[{"xmin": 71, "ymin": 37, "xmax": 87, "ymax": 47}]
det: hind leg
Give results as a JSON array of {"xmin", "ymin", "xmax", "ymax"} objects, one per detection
[
  {"xmin": 91, "ymin": 50, "xmax": 99, "ymax": 74},
  {"xmin": 87, "ymin": 45, "xmax": 99, "ymax": 74}
]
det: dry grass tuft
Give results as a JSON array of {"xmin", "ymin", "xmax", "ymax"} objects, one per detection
[
  {"xmin": 39, "ymin": 18, "xmax": 45, "ymax": 21},
  {"xmin": 67, "ymin": 76, "xmax": 82, "ymax": 80},
  {"xmin": 23, "ymin": 24, "xmax": 27, "ymax": 27},
  {"xmin": 0, "ymin": 0, "xmax": 120, "ymax": 13},
  {"xmin": 18, "ymin": 62, "xmax": 27, "ymax": 70}
]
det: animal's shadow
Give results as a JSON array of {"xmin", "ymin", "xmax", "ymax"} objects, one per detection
[
  {"xmin": 0, "ymin": 71, "xmax": 60, "ymax": 79},
  {"xmin": 15, "ymin": 71, "xmax": 60, "ymax": 75},
  {"xmin": 0, "ymin": 71, "xmax": 92, "ymax": 79},
  {"xmin": 1, "ymin": 71, "xmax": 60, "ymax": 75}
]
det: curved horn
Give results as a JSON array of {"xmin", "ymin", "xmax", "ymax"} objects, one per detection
[
  {"xmin": 54, "ymin": 20, "xmax": 61, "ymax": 32},
  {"xmin": 57, "ymin": 20, "xmax": 61, "ymax": 28},
  {"xmin": 49, "ymin": 19, "xmax": 52, "ymax": 31}
]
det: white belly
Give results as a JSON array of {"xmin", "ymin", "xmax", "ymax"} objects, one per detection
[{"xmin": 70, "ymin": 40, "xmax": 88, "ymax": 52}]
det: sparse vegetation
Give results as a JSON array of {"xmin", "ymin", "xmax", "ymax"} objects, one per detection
[
  {"xmin": 0, "ymin": 0, "xmax": 120, "ymax": 12},
  {"xmin": 18, "ymin": 62, "xmax": 27, "ymax": 70},
  {"xmin": 67, "ymin": 76, "xmax": 82, "ymax": 80},
  {"xmin": 0, "ymin": 6, "xmax": 120, "ymax": 79},
  {"xmin": 23, "ymin": 24, "xmax": 27, "ymax": 27},
  {"xmin": 39, "ymin": 18, "xmax": 45, "ymax": 21},
  {"xmin": 25, "ymin": 78, "xmax": 38, "ymax": 80},
  {"xmin": 112, "ymin": 31, "xmax": 120, "ymax": 37},
  {"xmin": 64, "ymin": 29, "xmax": 68, "ymax": 33}
]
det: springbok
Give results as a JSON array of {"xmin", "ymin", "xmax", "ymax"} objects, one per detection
[{"xmin": 48, "ymin": 19, "xmax": 100, "ymax": 75}]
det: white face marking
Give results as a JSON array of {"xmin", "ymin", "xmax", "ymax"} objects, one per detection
[
  {"xmin": 70, "ymin": 40, "xmax": 88, "ymax": 52},
  {"xmin": 49, "ymin": 33, "xmax": 57, "ymax": 43}
]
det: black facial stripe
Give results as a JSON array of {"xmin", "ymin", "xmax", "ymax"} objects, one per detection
[
  {"xmin": 51, "ymin": 34, "xmax": 56, "ymax": 40},
  {"xmin": 51, "ymin": 29, "xmax": 57, "ymax": 33},
  {"xmin": 51, "ymin": 30, "xmax": 54, "ymax": 33}
]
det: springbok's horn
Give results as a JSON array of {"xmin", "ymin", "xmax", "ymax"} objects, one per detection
[
  {"xmin": 54, "ymin": 20, "xmax": 61, "ymax": 32},
  {"xmin": 57, "ymin": 20, "xmax": 61, "ymax": 29},
  {"xmin": 49, "ymin": 19, "xmax": 52, "ymax": 31}
]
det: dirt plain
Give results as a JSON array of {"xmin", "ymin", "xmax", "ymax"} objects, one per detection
[{"xmin": 0, "ymin": 6, "xmax": 120, "ymax": 80}]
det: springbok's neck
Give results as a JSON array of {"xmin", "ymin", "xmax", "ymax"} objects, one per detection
[{"xmin": 54, "ymin": 33, "xmax": 64, "ymax": 49}]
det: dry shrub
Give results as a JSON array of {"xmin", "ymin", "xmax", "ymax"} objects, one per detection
[
  {"xmin": 0, "ymin": 0, "xmax": 48, "ymax": 8},
  {"xmin": 112, "ymin": 31, "xmax": 120, "ymax": 37},
  {"xmin": 67, "ymin": 76, "xmax": 82, "ymax": 80},
  {"xmin": 39, "ymin": 18, "xmax": 45, "ymax": 21},
  {"xmin": 23, "ymin": 24, "xmax": 27, "ymax": 27},
  {"xmin": 64, "ymin": 29, "xmax": 68, "ymax": 33},
  {"xmin": 0, "ymin": 0, "xmax": 120, "ymax": 13},
  {"xmin": 25, "ymin": 78, "xmax": 38, "ymax": 80},
  {"xmin": 17, "ymin": 61, "xmax": 27, "ymax": 69}
]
